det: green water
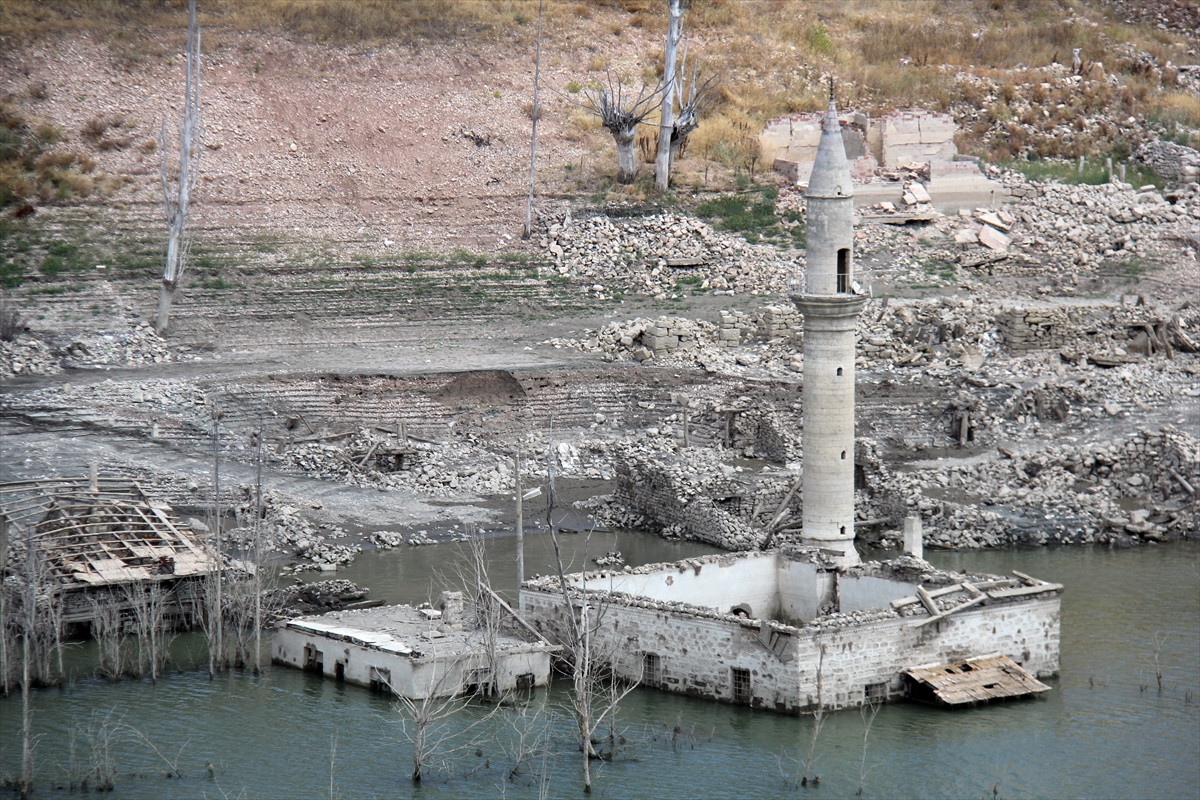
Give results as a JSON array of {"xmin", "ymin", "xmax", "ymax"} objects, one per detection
[{"xmin": 2, "ymin": 540, "xmax": 1198, "ymax": 799}]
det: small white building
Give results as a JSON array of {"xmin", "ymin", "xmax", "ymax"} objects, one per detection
[
  {"xmin": 520, "ymin": 550, "xmax": 1061, "ymax": 712},
  {"xmin": 273, "ymin": 597, "xmax": 556, "ymax": 699}
]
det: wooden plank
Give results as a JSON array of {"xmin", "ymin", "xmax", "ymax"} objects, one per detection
[
  {"xmin": 1010, "ymin": 570, "xmax": 1045, "ymax": 586},
  {"xmin": 916, "ymin": 585, "xmax": 940, "ymax": 617},
  {"xmin": 913, "ymin": 593, "xmax": 987, "ymax": 627},
  {"xmin": 986, "ymin": 583, "xmax": 1062, "ymax": 600},
  {"xmin": 480, "ymin": 584, "xmax": 552, "ymax": 646},
  {"xmin": 891, "ymin": 583, "xmax": 965, "ymax": 609}
]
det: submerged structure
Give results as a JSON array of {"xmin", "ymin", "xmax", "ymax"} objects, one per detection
[
  {"xmin": 520, "ymin": 550, "xmax": 1060, "ymax": 711},
  {"xmin": 273, "ymin": 592, "xmax": 556, "ymax": 698},
  {"xmin": 0, "ymin": 477, "xmax": 214, "ymax": 631},
  {"xmin": 520, "ymin": 95, "xmax": 1063, "ymax": 712}
]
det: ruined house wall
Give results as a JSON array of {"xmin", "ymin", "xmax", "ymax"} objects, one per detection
[
  {"xmin": 573, "ymin": 554, "xmax": 782, "ymax": 619},
  {"xmin": 271, "ymin": 627, "xmax": 551, "ymax": 698},
  {"xmin": 521, "ymin": 588, "xmax": 1061, "ymax": 712},
  {"xmin": 777, "ymin": 559, "xmax": 835, "ymax": 622},
  {"xmin": 839, "ymin": 575, "xmax": 919, "ymax": 613},
  {"xmin": 879, "ymin": 111, "xmax": 958, "ymax": 168},
  {"xmin": 790, "ymin": 597, "xmax": 1061, "ymax": 709},
  {"xmin": 1135, "ymin": 139, "xmax": 1200, "ymax": 184}
]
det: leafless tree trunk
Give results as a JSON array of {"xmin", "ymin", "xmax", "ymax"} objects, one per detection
[
  {"xmin": 544, "ymin": 421, "xmax": 640, "ymax": 794},
  {"xmin": 156, "ymin": 0, "xmax": 201, "ymax": 334},
  {"xmin": 856, "ymin": 696, "xmax": 881, "ymax": 796},
  {"xmin": 523, "ymin": 0, "xmax": 544, "ymax": 240},
  {"xmin": 801, "ymin": 643, "xmax": 827, "ymax": 787},
  {"xmin": 574, "ymin": 74, "xmax": 664, "ymax": 184},
  {"xmin": 669, "ymin": 39, "xmax": 717, "ymax": 170},
  {"xmin": 20, "ymin": 530, "xmax": 37, "ymax": 796},
  {"xmin": 210, "ymin": 392, "xmax": 224, "ymax": 674},
  {"xmin": 90, "ymin": 592, "xmax": 123, "ymax": 680},
  {"xmin": 654, "ymin": 0, "xmax": 687, "ymax": 191},
  {"xmin": 515, "ymin": 450, "xmax": 524, "ymax": 588}
]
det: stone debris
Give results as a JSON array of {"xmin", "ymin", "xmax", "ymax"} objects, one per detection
[
  {"xmin": 1, "ymin": 320, "xmax": 179, "ymax": 378},
  {"xmin": 270, "ymin": 579, "xmax": 369, "ymax": 617},
  {"xmin": 535, "ymin": 211, "xmax": 795, "ymax": 299}
]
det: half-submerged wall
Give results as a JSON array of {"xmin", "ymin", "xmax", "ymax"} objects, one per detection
[{"xmin": 521, "ymin": 551, "xmax": 1061, "ymax": 713}]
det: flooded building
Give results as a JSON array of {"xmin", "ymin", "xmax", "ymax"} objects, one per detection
[
  {"xmin": 273, "ymin": 592, "xmax": 556, "ymax": 698},
  {"xmin": 0, "ymin": 476, "xmax": 215, "ymax": 631},
  {"xmin": 520, "ymin": 96, "xmax": 1063, "ymax": 713},
  {"xmin": 519, "ymin": 550, "xmax": 1061, "ymax": 711}
]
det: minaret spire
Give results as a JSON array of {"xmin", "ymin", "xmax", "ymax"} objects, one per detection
[{"xmin": 791, "ymin": 93, "xmax": 865, "ymax": 567}]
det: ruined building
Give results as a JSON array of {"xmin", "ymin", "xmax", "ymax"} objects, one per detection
[
  {"xmin": 0, "ymin": 477, "xmax": 214, "ymax": 631},
  {"xmin": 520, "ymin": 96, "xmax": 1063, "ymax": 713}
]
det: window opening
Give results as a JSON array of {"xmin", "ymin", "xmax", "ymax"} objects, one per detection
[
  {"xmin": 334, "ymin": 661, "xmax": 345, "ymax": 682},
  {"xmin": 369, "ymin": 666, "xmax": 392, "ymax": 693},
  {"xmin": 303, "ymin": 645, "xmax": 323, "ymax": 674},
  {"xmin": 865, "ymin": 682, "xmax": 888, "ymax": 704},
  {"xmin": 643, "ymin": 653, "xmax": 662, "ymax": 687},
  {"xmin": 836, "ymin": 367, "xmax": 843, "ymax": 376},
  {"xmin": 841, "ymin": 450, "xmax": 846, "ymax": 460},
  {"xmin": 837, "ymin": 249, "xmax": 851, "ymax": 293},
  {"xmin": 840, "ymin": 526, "xmax": 846, "ymax": 536},
  {"xmin": 516, "ymin": 673, "xmax": 536, "ymax": 692},
  {"xmin": 732, "ymin": 667, "xmax": 751, "ymax": 705},
  {"xmin": 463, "ymin": 669, "xmax": 494, "ymax": 699}
]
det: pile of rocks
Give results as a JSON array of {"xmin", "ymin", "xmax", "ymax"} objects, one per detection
[
  {"xmin": 536, "ymin": 211, "xmax": 796, "ymax": 298},
  {"xmin": 871, "ymin": 425, "xmax": 1199, "ymax": 549},
  {"xmin": 980, "ymin": 175, "xmax": 1200, "ymax": 273},
  {"xmin": 1, "ymin": 321, "xmax": 180, "ymax": 378}
]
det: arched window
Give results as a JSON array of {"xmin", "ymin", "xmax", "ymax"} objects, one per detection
[{"xmin": 837, "ymin": 249, "xmax": 851, "ymax": 293}]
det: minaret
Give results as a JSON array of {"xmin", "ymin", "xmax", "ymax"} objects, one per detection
[{"xmin": 792, "ymin": 93, "xmax": 866, "ymax": 567}]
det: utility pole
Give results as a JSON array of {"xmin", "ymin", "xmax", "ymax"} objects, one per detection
[{"xmin": 515, "ymin": 450, "xmax": 524, "ymax": 587}]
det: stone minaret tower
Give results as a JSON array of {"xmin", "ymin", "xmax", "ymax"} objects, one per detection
[{"xmin": 792, "ymin": 95, "xmax": 866, "ymax": 567}]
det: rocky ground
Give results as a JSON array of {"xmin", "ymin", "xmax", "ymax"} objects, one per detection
[{"xmin": 2, "ymin": 9, "xmax": 1198, "ymax": 581}]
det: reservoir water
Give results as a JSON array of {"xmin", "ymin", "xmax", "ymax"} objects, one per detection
[{"xmin": 2, "ymin": 538, "xmax": 1197, "ymax": 799}]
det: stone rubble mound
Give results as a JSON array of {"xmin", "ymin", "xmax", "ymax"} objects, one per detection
[
  {"xmin": 2, "ymin": 320, "xmax": 177, "ymax": 378},
  {"xmin": 536, "ymin": 210, "xmax": 796, "ymax": 299}
]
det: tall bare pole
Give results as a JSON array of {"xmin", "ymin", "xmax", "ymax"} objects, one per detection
[
  {"xmin": 654, "ymin": 0, "xmax": 686, "ymax": 191},
  {"xmin": 522, "ymin": 0, "xmax": 544, "ymax": 240},
  {"xmin": 515, "ymin": 450, "xmax": 524, "ymax": 588},
  {"xmin": 253, "ymin": 416, "xmax": 264, "ymax": 673},
  {"xmin": 211, "ymin": 392, "xmax": 222, "ymax": 675},
  {"xmin": 157, "ymin": 0, "xmax": 201, "ymax": 334}
]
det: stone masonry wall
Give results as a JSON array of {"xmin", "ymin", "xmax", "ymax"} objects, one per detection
[{"xmin": 520, "ymin": 587, "xmax": 1061, "ymax": 712}]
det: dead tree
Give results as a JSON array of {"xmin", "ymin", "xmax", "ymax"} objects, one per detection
[
  {"xmin": 575, "ymin": 74, "xmax": 664, "ymax": 184},
  {"xmin": 669, "ymin": 40, "xmax": 718, "ymax": 169},
  {"xmin": 544, "ymin": 423, "xmax": 640, "ymax": 794},
  {"xmin": 156, "ymin": 0, "xmax": 202, "ymax": 334},
  {"xmin": 522, "ymin": 0, "xmax": 544, "ymax": 240},
  {"xmin": 391, "ymin": 657, "xmax": 503, "ymax": 784},
  {"xmin": 654, "ymin": 0, "xmax": 688, "ymax": 191}
]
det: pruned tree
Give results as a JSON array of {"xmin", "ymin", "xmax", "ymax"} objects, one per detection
[
  {"xmin": 574, "ymin": 74, "xmax": 665, "ymax": 184},
  {"xmin": 669, "ymin": 40, "xmax": 719, "ymax": 169},
  {"xmin": 156, "ymin": 0, "xmax": 202, "ymax": 334},
  {"xmin": 654, "ymin": 0, "xmax": 688, "ymax": 191},
  {"xmin": 390, "ymin": 654, "xmax": 503, "ymax": 784}
]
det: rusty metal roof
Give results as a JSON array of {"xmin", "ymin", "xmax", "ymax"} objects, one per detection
[
  {"xmin": 906, "ymin": 653, "xmax": 1051, "ymax": 706},
  {"xmin": 1, "ymin": 478, "xmax": 214, "ymax": 588}
]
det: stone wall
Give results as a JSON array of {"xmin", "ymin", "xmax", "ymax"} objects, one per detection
[
  {"xmin": 520, "ymin": 584, "xmax": 1061, "ymax": 712},
  {"xmin": 1135, "ymin": 140, "xmax": 1200, "ymax": 184}
]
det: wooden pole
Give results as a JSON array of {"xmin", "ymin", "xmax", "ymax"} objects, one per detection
[
  {"xmin": 88, "ymin": 461, "xmax": 98, "ymax": 493},
  {"xmin": 515, "ymin": 451, "xmax": 524, "ymax": 588}
]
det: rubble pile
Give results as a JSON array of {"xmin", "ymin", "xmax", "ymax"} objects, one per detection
[
  {"xmin": 969, "ymin": 175, "xmax": 1200, "ymax": 272},
  {"xmin": 536, "ymin": 211, "xmax": 796, "ymax": 298},
  {"xmin": 2, "ymin": 321, "xmax": 180, "ymax": 378},
  {"xmin": 271, "ymin": 580, "xmax": 369, "ymax": 617},
  {"xmin": 872, "ymin": 425, "xmax": 1199, "ymax": 549}
]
